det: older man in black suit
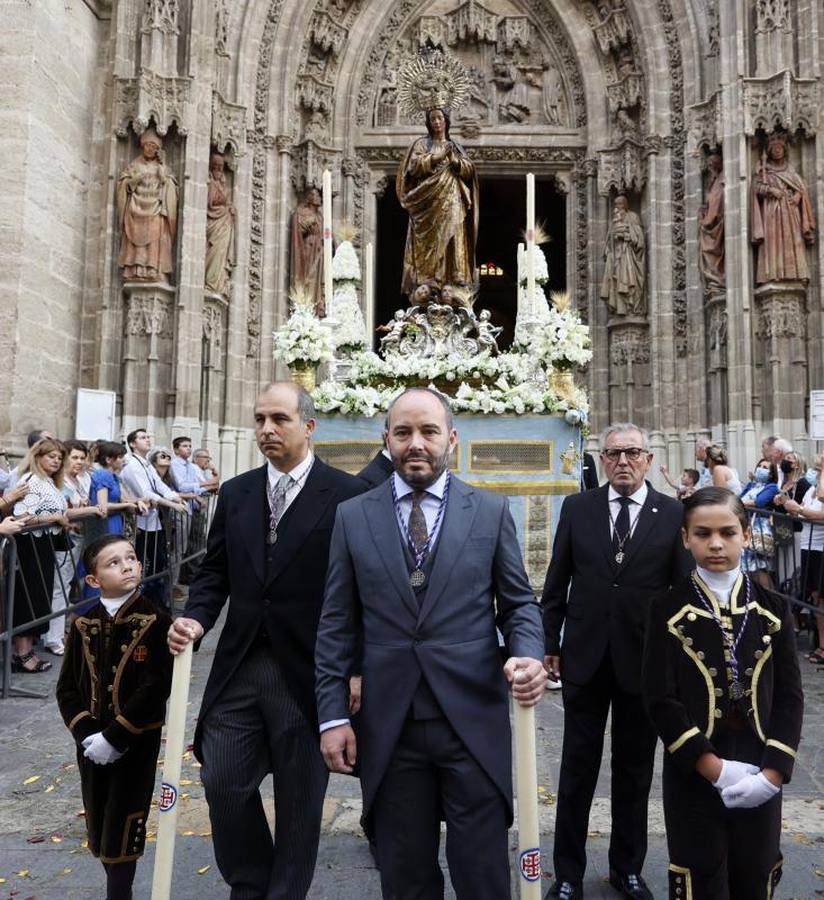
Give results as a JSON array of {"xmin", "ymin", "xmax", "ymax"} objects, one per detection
[
  {"xmin": 542, "ymin": 423, "xmax": 692, "ymax": 900},
  {"xmin": 168, "ymin": 382, "xmax": 363, "ymax": 900}
]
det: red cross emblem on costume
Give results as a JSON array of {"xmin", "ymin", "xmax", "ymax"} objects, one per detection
[
  {"xmin": 158, "ymin": 782, "xmax": 177, "ymax": 812},
  {"xmin": 133, "ymin": 645, "xmax": 148, "ymax": 662},
  {"xmin": 519, "ymin": 848, "xmax": 542, "ymax": 882}
]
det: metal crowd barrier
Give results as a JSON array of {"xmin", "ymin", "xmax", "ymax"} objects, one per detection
[
  {"xmin": 745, "ymin": 507, "xmax": 824, "ymax": 641},
  {"xmin": 0, "ymin": 494, "xmax": 216, "ymax": 699}
]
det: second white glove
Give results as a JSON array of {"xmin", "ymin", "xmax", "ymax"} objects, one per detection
[
  {"xmin": 721, "ymin": 771, "xmax": 780, "ymax": 809},
  {"xmin": 82, "ymin": 732, "xmax": 125, "ymax": 765},
  {"xmin": 711, "ymin": 759, "xmax": 760, "ymax": 792}
]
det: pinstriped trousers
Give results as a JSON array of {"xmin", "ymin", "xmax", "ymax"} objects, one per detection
[{"xmin": 200, "ymin": 645, "xmax": 329, "ymax": 900}]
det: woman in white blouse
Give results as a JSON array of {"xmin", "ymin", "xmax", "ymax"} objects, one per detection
[{"xmin": 11, "ymin": 440, "xmax": 102, "ymax": 671}]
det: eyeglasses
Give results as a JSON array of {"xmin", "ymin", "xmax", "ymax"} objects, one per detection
[{"xmin": 602, "ymin": 447, "xmax": 648, "ymax": 462}]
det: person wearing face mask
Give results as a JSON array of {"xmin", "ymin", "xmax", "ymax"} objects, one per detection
[
  {"xmin": 740, "ymin": 460, "xmax": 780, "ymax": 589},
  {"xmin": 778, "ymin": 455, "xmax": 824, "ymax": 664}
]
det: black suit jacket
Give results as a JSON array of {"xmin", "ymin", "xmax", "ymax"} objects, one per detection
[
  {"xmin": 542, "ymin": 481, "xmax": 692, "ymax": 692},
  {"xmin": 357, "ymin": 450, "xmax": 394, "ymax": 488},
  {"xmin": 581, "ymin": 452, "xmax": 599, "ymax": 491},
  {"xmin": 184, "ymin": 457, "xmax": 364, "ymax": 759}
]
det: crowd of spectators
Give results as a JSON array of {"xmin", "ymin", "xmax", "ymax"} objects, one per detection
[
  {"xmin": 661, "ymin": 433, "xmax": 824, "ymax": 664},
  {"xmin": 0, "ymin": 429, "xmax": 219, "ymax": 675}
]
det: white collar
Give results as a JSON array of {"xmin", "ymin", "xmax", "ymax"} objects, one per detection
[
  {"xmin": 100, "ymin": 591, "xmax": 135, "ymax": 618},
  {"xmin": 393, "ymin": 469, "xmax": 449, "ymax": 501},
  {"xmin": 696, "ymin": 565, "xmax": 742, "ymax": 605},
  {"xmin": 608, "ymin": 482, "xmax": 648, "ymax": 506},
  {"xmin": 267, "ymin": 451, "xmax": 314, "ymax": 487},
  {"xmin": 381, "ymin": 448, "xmax": 392, "ymax": 461}
]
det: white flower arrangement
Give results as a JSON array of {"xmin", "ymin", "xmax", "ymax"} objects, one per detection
[
  {"xmin": 272, "ymin": 303, "xmax": 333, "ymax": 368},
  {"xmin": 331, "ymin": 239, "xmax": 361, "ymax": 284},
  {"xmin": 309, "ymin": 285, "xmax": 590, "ymax": 420},
  {"xmin": 517, "ymin": 240, "xmax": 550, "ymax": 286},
  {"xmin": 328, "ymin": 287, "xmax": 368, "ymax": 353}
]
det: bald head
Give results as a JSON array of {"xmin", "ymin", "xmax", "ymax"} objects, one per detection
[{"xmin": 384, "ymin": 389, "xmax": 456, "ymax": 489}]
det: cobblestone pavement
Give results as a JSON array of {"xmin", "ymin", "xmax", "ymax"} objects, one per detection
[{"xmin": 1, "ymin": 610, "xmax": 822, "ymax": 899}]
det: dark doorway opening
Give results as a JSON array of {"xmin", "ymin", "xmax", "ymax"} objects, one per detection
[{"xmin": 374, "ymin": 175, "xmax": 566, "ymax": 349}]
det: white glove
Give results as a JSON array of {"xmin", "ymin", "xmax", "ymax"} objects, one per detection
[
  {"xmin": 721, "ymin": 771, "xmax": 780, "ymax": 809},
  {"xmin": 711, "ymin": 759, "xmax": 760, "ymax": 792},
  {"xmin": 82, "ymin": 732, "xmax": 125, "ymax": 765}
]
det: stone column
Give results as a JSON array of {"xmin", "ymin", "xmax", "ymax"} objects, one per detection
[
  {"xmin": 607, "ymin": 320, "xmax": 650, "ymax": 423},
  {"xmin": 717, "ymin": 1, "xmax": 758, "ymax": 472},
  {"xmin": 121, "ymin": 283, "xmax": 176, "ymax": 436},
  {"xmin": 753, "ymin": 282, "xmax": 808, "ymax": 439}
]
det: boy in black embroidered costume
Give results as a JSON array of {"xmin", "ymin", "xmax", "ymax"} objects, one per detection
[
  {"xmin": 642, "ymin": 487, "xmax": 803, "ymax": 899},
  {"xmin": 57, "ymin": 534, "xmax": 173, "ymax": 899}
]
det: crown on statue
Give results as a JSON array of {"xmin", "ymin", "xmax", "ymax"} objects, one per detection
[{"xmin": 397, "ymin": 47, "xmax": 470, "ymax": 117}]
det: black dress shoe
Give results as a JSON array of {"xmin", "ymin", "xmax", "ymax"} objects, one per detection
[
  {"xmin": 608, "ymin": 870, "xmax": 653, "ymax": 900},
  {"xmin": 545, "ymin": 880, "xmax": 583, "ymax": 900}
]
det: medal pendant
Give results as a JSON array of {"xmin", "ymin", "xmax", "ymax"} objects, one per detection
[
  {"xmin": 615, "ymin": 551, "xmax": 625, "ymax": 564},
  {"xmin": 729, "ymin": 680, "xmax": 744, "ymax": 701},
  {"xmin": 267, "ymin": 530, "xmax": 278, "ymax": 545},
  {"xmin": 409, "ymin": 569, "xmax": 426, "ymax": 588}
]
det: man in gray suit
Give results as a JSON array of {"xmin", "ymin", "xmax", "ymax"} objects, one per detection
[{"xmin": 315, "ymin": 387, "xmax": 546, "ymax": 899}]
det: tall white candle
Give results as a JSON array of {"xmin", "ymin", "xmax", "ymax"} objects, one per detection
[
  {"xmin": 364, "ymin": 241, "xmax": 374, "ymax": 343},
  {"xmin": 322, "ymin": 169, "xmax": 333, "ymax": 314},
  {"xmin": 526, "ymin": 173, "xmax": 535, "ymax": 318}
]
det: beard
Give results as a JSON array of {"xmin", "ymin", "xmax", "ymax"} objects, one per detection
[{"xmin": 392, "ymin": 445, "xmax": 451, "ymax": 489}]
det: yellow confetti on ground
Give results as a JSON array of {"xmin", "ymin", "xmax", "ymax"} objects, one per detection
[
  {"xmin": 17, "ymin": 869, "xmax": 30, "ymax": 877},
  {"xmin": 23, "ymin": 776, "xmax": 40, "ymax": 785},
  {"xmin": 180, "ymin": 779, "xmax": 193, "ymax": 785},
  {"xmin": 62, "ymin": 868, "xmax": 73, "ymax": 875},
  {"xmin": 81, "ymin": 839, "xmax": 89, "ymax": 849},
  {"xmin": 197, "ymin": 866, "xmax": 211, "ymax": 875},
  {"xmin": 182, "ymin": 752, "xmax": 191, "ymax": 760},
  {"xmin": 45, "ymin": 784, "xmax": 56, "ymax": 793},
  {"xmin": 0, "ymin": 877, "xmax": 6, "ymax": 884},
  {"xmin": 199, "ymin": 831, "xmax": 212, "ymax": 837},
  {"xmin": 181, "ymin": 793, "xmax": 190, "ymax": 800},
  {"xmin": 51, "ymin": 835, "xmax": 63, "ymax": 843},
  {"xmin": 182, "ymin": 830, "xmax": 195, "ymax": 836}
]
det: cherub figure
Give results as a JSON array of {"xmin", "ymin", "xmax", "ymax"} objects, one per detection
[
  {"xmin": 377, "ymin": 309, "xmax": 407, "ymax": 352},
  {"xmin": 410, "ymin": 283, "xmax": 434, "ymax": 308},
  {"xmin": 477, "ymin": 309, "xmax": 502, "ymax": 354}
]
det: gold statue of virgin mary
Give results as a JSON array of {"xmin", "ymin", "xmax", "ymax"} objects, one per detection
[{"xmin": 396, "ymin": 50, "xmax": 479, "ymax": 298}]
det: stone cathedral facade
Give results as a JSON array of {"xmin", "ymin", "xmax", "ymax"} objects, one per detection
[{"xmin": 3, "ymin": 0, "xmax": 822, "ymax": 477}]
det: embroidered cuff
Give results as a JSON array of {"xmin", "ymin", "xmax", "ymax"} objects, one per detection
[{"xmin": 762, "ymin": 738, "xmax": 797, "ymax": 783}]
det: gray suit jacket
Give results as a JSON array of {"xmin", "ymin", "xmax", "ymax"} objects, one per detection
[{"xmin": 315, "ymin": 475, "xmax": 544, "ymax": 821}]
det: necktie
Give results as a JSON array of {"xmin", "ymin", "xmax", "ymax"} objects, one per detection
[
  {"xmin": 268, "ymin": 473, "xmax": 293, "ymax": 534},
  {"xmin": 612, "ymin": 496, "xmax": 632, "ymax": 559},
  {"xmin": 409, "ymin": 491, "xmax": 429, "ymax": 559}
]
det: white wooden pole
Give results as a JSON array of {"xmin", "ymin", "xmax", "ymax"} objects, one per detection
[
  {"xmin": 513, "ymin": 700, "xmax": 542, "ymax": 899},
  {"xmin": 322, "ymin": 169, "xmax": 333, "ymax": 315},
  {"xmin": 150, "ymin": 642, "xmax": 193, "ymax": 900}
]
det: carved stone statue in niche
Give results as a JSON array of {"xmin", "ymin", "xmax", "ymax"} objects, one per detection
[
  {"xmin": 116, "ymin": 126, "xmax": 178, "ymax": 283},
  {"xmin": 543, "ymin": 67, "xmax": 565, "ymax": 125},
  {"xmin": 204, "ymin": 152, "xmax": 235, "ymax": 296},
  {"xmin": 600, "ymin": 195, "xmax": 646, "ymax": 316},
  {"xmin": 751, "ymin": 132, "xmax": 816, "ymax": 284},
  {"xmin": 290, "ymin": 187, "xmax": 325, "ymax": 317},
  {"xmin": 698, "ymin": 153, "xmax": 725, "ymax": 295},
  {"xmin": 396, "ymin": 107, "xmax": 479, "ymax": 296},
  {"xmin": 492, "ymin": 57, "xmax": 530, "ymax": 123}
]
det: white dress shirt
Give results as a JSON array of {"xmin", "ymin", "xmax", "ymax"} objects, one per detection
[
  {"xmin": 267, "ymin": 452, "xmax": 314, "ymax": 517},
  {"xmin": 101, "ymin": 590, "xmax": 135, "ymax": 618},
  {"xmin": 607, "ymin": 482, "xmax": 647, "ymax": 538},
  {"xmin": 120, "ymin": 453, "xmax": 180, "ymax": 532}
]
